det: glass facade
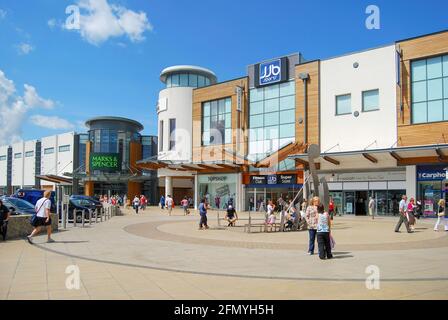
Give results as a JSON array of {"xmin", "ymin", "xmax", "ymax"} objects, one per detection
[
  {"xmin": 166, "ymin": 72, "xmax": 212, "ymax": 88},
  {"xmin": 169, "ymin": 119, "xmax": 176, "ymax": 150},
  {"xmin": 202, "ymin": 97, "xmax": 232, "ymax": 146},
  {"xmin": 78, "ymin": 134, "xmax": 88, "ymax": 173},
  {"xmin": 411, "ymin": 54, "xmax": 448, "ymax": 123},
  {"xmin": 249, "ymin": 81, "xmax": 296, "ymax": 171}
]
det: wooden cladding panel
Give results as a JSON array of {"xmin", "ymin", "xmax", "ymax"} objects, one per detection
[
  {"xmin": 129, "ymin": 141, "xmax": 142, "ymax": 173},
  {"xmin": 85, "ymin": 141, "xmax": 92, "ymax": 174},
  {"xmin": 192, "ymin": 77, "xmax": 249, "ymax": 163},
  {"xmin": 397, "ymin": 31, "xmax": 448, "ymax": 146},
  {"xmin": 295, "ymin": 61, "xmax": 320, "ymax": 146}
]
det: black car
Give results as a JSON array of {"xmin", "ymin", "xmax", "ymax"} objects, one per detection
[
  {"xmin": 0, "ymin": 197, "xmax": 36, "ymax": 215},
  {"xmin": 59, "ymin": 198, "xmax": 100, "ymax": 223},
  {"xmin": 70, "ymin": 195, "xmax": 103, "ymax": 211}
]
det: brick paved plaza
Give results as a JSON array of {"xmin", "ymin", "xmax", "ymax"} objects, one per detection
[{"xmin": 1, "ymin": 207, "xmax": 447, "ymax": 300}]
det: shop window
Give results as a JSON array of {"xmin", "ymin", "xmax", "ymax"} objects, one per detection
[
  {"xmin": 169, "ymin": 119, "xmax": 176, "ymax": 150},
  {"xmin": 411, "ymin": 54, "xmax": 448, "ymax": 124}
]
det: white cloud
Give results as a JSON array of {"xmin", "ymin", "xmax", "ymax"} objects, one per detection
[
  {"xmin": 68, "ymin": 0, "xmax": 152, "ymax": 45},
  {"xmin": 23, "ymin": 84, "xmax": 54, "ymax": 109},
  {"xmin": 0, "ymin": 70, "xmax": 56, "ymax": 145},
  {"xmin": 30, "ymin": 115, "xmax": 74, "ymax": 130},
  {"xmin": 16, "ymin": 43, "xmax": 34, "ymax": 55},
  {"xmin": 48, "ymin": 18, "xmax": 57, "ymax": 28}
]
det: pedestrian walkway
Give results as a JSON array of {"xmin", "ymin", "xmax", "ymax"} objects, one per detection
[{"xmin": 0, "ymin": 206, "xmax": 447, "ymax": 300}]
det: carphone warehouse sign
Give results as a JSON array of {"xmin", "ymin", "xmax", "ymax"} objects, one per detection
[{"xmin": 255, "ymin": 57, "xmax": 289, "ymax": 87}]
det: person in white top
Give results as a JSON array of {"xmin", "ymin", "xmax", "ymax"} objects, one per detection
[
  {"xmin": 165, "ymin": 195, "xmax": 174, "ymax": 216},
  {"xmin": 27, "ymin": 190, "xmax": 54, "ymax": 244}
]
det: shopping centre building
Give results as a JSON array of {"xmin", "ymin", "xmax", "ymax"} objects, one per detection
[
  {"xmin": 0, "ymin": 117, "xmax": 158, "ymax": 204},
  {"xmin": 138, "ymin": 29, "xmax": 448, "ymax": 215}
]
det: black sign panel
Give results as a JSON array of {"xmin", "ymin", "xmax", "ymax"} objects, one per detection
[
  {"xmin": 249, "ymin": 174, "xmax": 297, "ymax": 185},
  {"xmin": 254, "ymin": 56, "xmax": 289, "ymax": 88}
]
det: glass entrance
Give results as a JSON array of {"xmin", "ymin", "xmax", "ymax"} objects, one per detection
[{"xmin": 344, "ymin": 191, "xmax": 355, "ymax": 214}]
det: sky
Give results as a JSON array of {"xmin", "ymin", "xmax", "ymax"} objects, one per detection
[{"xmin": 0, "ymin": 0, "xmax": 447, "ymax": 144}]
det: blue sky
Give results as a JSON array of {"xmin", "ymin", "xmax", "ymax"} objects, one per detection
[{"xmin": 0, "ymin": 0, "xmax": 447, "ymax": 143}]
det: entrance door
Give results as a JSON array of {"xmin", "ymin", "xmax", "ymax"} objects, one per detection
[
  {"xmin": 355, "ymin": 191, "xmax": 368, "ymax": 216},
  {"xmin": 344, "ymin": 192, "xmax": 355, "ymax": 214}
]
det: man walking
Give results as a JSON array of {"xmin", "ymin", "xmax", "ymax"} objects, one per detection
[
  {"xmin": 198, "ymin": 198, "xmax": 209, "ymax": 230},
  {"xmin": 395, "ymin": 195, "xmax": 412, "ymax": 233},
  {"xmin": 166, "ymin": 195, "xmax": 173, "ymax": 216},
  {"xmin": 0, "ymin": 200, "xmax": 10, "ymax": 241},
  {"xmin": 27, "ymin": 190, "xmax": 54, "ymax": 243}
]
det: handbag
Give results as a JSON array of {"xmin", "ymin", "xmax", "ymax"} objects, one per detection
[{"xmin": 330, "ymin": 234, "xmax": 336, "ymax": 249}]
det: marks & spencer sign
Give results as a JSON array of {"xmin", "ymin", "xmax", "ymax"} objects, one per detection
[
  {"xmin": 255, "ymin": 57, "xmax": 289, "ymax": 88},
  {"xmin": 90, "ymin": 153, "xmax": 120, "ymax": 172}
]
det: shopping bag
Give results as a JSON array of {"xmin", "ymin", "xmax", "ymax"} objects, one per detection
[{"xmin": 330, "ymin": 234, "xmax": 336, "ymax": 249}]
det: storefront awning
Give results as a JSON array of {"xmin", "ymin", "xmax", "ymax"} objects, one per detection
[
  {"xmin": 35, "ymin": 175, "xmax": 72, "ymax": 185},
  {"xmin": 288, "ymin": 144, "xmax": 448, "ymax": 168},
  {"xmin": 136, "ymin": 157, "xmax": 246, "ymax": 172},
  {"xmin": 255, "ymin": 142, "xmax": 307, "ymax": 168}
]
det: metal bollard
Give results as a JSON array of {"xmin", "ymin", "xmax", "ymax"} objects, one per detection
[
  {"xmin": 100, "ymin": 207, "xmax": 104, "ymax": 222},
  {"xmin": 81, "ymin": 209, "xmax": 85, "ymax": 227},
  {"xmin": 95, "ymin": 208, "xmax": 99, "ymax": 223},
  {"xmin": 73, "ymin": 209, "xmax": 77, "ymax": 227},
  {"xmin": 89, "ymin": 209, "xmax": 92, "ymax": 226},
  {"xmin": 217, "ymin": 210, "xmax": 220, "ymax": 227},
  {"xmin": 62, "ymin": 204, "xmax": 67, "ymax": 229}
]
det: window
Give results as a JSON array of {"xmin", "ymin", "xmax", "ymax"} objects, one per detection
[
  {"xmin": 159, "ymin": 120, "xmax": 164, "ymax": 152},
  {"xmin": 58, "ymin": 145, "xmax": 70, "ymax": 153},
  {"xmin": 14, "ymin": 153, "xmax": 22, "ymax": 159},
  {"xmin": 44, "ymin": 147, "xmax": 54, "ymax": 155},
  {"xmin": 411, "ymin": 54, "xmax": 448, "ymax": 124},
  {"xmin": 202, "ymin": 97, "xmax": 232, "ymax": 145},
  {"xmin": 0, "ymin": 155, "xmax": 6, "ymax": 161},
  {"xmin": 336, "ymin": 94, "xmax": 352, "ymax": 115},
  {"xmin": 25, "ymin": 151, "xmax": 34, "ymax": 157},
  {"xmin": 166, "ymin": 73, "xmax": 211, "ymax": 88},
  {"xmin": 169, "ymin": 119, "xmax": 176, "ymax": 150},
  {"xmin": 362, "ymin": 89, "xmax": 379, "ymax": 112},
  {"xmin": 248, "ymin": 80, "xmax": 296, "ymax": 171}
]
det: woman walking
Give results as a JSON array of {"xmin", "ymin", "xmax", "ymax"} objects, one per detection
[
  {"xmin": 407, "ymin": 198, "xmax": 417, "ymax": 231},
  {"xmin": 434, "ymin": 199, "xmax": 448, "ymax": 231},
  {"xmin": 305, "ymin": 197, "xmax": 319, "ymax": 255},
  {"xmin": 198, "ymin": 198, "xmax": 209, "ymax": 230}
]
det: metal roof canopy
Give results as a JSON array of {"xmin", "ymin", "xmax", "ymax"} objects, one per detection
[
  {"xmin": 36, "ymin": 175, "xmax": 72, "ymax": 185},
  {"xmin": 288, "ymin": 144, "xmax": 448, "ymax": 167}
]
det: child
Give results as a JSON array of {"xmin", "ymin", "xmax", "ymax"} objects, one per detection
[{"xmin": 316, "ymin": 204, "xmax": 333, "ymax": 260}]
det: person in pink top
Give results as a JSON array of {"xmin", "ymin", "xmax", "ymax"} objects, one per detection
[
  {"xmin": 407, "ymin": 198, "xmax": 416, "ymax": 231},
  {"xmin": 181, "ymin": 197, "xmax": 190, "ymax": 215}
]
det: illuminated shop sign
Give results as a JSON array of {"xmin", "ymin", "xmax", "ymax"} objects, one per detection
[
  {"xmin": 90, "ymin": 153, "xmax": 120, "ymax": 172},
  {"xmin": 249, "ymin": 174, "xmax": 297, "ymax": 185},
  {"xmin": 255, "ymin": 57, "xmax": 289, "ymax": 88},
  {"xmin": 417, "ymin": 165, "xmax": 447, "ymax": 181}
]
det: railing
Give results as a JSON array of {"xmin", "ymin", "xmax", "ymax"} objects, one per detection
[{"xmin": 58, "ymin": 202, "xmax": 120, "ymax": 230}]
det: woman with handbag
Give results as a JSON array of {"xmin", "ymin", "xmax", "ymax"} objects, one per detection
[{"xmin": 434, "ymin": 199, "xmax": 448, "ymax": 232}]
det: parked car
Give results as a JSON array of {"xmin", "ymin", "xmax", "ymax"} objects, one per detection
[
  {"xmin": 70, "ymin": 195, "xmax": 102, "ymax": 211},
  {"xmin": 0, "ymin": 196, "xmax": 36, "ymax": 215},
  {"xmin": 59, "ymin": 197, "xmax": 101, "ymax": 223},
  {"xmin": 12, "ymin": 189, "xmax": 56, "ymax": 212}
]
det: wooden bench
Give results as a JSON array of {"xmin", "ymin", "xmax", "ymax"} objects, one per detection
[{"xmin": 244, "ymin": 223, "xmax": 281, "ymax": 233}]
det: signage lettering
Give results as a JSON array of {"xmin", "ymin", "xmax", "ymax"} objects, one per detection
[{"xmin": 90, "ymin": 153, "xmax": 120, "ymax": 172}]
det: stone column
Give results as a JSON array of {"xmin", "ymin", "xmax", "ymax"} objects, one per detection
[
  {"xmin": 194, "ymin": 174, "xmax": 198, "ymax": 210},
  {"xmin": 165, "ymin": 176, "xmax": 173, "ymax": 199}
]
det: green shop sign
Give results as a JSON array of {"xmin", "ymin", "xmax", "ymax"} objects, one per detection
[{"xmin": 90, "ymin": 153, "xmax": 121, "ymax": 172}]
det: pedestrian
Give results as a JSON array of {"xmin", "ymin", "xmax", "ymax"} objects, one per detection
[
  {"xmin": 160, "ymin": 195, "xmax": 165, "ymax": 210},
  {"xmin": 225, "ymin": 205, "xmax": 238, "ymax": 227},
  {"xmin": 316, "ymin": 204, "xmax": 333, "ymax": 260},
  {"xmin": 27, "ymin": 190, "xmax": 54, "ymax": 244},
  {"xmin": 181, "ymin": 196, "xmax": 189, "ymax": 215},
  {"xmin": 415, "ymin": 200, "xmax": 423, "ymax": 219},
  {"xmin": 133, "ymin": 195, "xmax": 140, "ymax": 214},
  {"xmin": 368, "ymin": 196, "xmax": 375, "ymax": 220},
  {"xmin": 395, "ymin": 195, "xmax": 412, "ymax": 233},
  {"xmin": 166, "ymin": 195, "xmax": 173, "ymax": 216},
  {"xmin": 434, "ymin": 199, "xmax": 448, "ymax": 231},
  {"xmin": 305, "ymin": 197, "xmax": 319, "ymax": 255},
  {"xmin": 329, "ymin": 196, "xmax": 335, "ymax": 225},
  {"xmin": 249, "ymin": 196, "xmax": 254, "ymax": 211},
  {"xmin": 266, "ymin": 200, "xmax": 275, "ymax": 223},
  {"xmin": 198, "ymin": 198, "xmax": 209, "ymax": 230},
  {"xmin": 407, "ymin": 198, "xmax": 417, "ymax": 231},
  {"xmin": 140, "ymin": 195, "xmax": 147, "ymax": 211},
  {"xmin": 0, "ymin": 200, "xmax": 10, "ymax": 241}
]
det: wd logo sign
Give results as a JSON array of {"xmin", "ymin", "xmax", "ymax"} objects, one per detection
[
  {"xmin": 254, "ymin": 56, "xmax": 288, "ymax": 88},
  {"xmin": 259, "ymin": 59, "xmax": 281, "ymax": 85}
]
